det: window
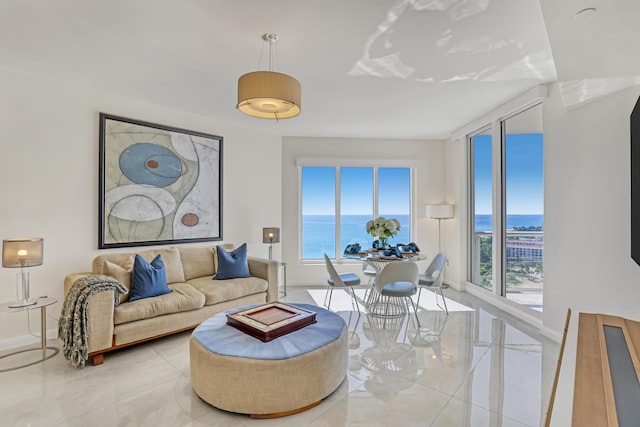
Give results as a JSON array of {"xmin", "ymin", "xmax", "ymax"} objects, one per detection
[
  {"xmin": 301, "ymin": 166, "xmax": 412, "ymax": 260},
  {"xmin": 470, "ymin": 127, "xmax": 494, "ymax": 291},
  {"xmin": 468, "ymin": 103, "xmax": 544, "ymax": 312},
  {"xmin": 301, "ymin": 167, "xmax": 336, "ymax": 260},
  {"xmin": 503, "ymin": 105, "xmax": 544, "ymax": 310}
]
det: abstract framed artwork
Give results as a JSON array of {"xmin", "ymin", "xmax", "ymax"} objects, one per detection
[{"xmin": 98, "ymin": 113, "xmax": 223, "ymax": 249}]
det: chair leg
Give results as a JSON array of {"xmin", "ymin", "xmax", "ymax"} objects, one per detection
[
  {"xmin": 407, "ymin": 296, "xmax": 421, "ymax": 328},
  {"xmin": 347, "ymin": 308, "xmax": 361, "ymax": 330},
  {"xmin": 383, "ymin": 296, "xmax": 390, "ymax": 328},
  {"xmin": 416, "ymin": 286, "xmax": 423, "ymax": 310},
  {"xmin": 324, "ymin": 286, "xmax": 334, "ymax": 310},
  {"xmin": 349, "ymin": 287, "xmax": 360, "ymax": 312},
  {"xmin": 438, "ymin": 288, "xmax": 449, "ymax": 315}
]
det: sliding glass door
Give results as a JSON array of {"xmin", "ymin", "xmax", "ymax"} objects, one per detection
[
  {"xmin": 503, "ymin": 105, "xmax": 544, "ymax": 310},
  {"xmin": 468, "ymin": 103, "xmax": 544, "ymax": 312}
]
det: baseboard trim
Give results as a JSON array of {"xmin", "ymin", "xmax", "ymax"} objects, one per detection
[
  {"xmin": 463, "ymin": 283, "xmax": 552, "ymax": 339},
  {"xmin": 0, "ymin": 328, "xmax": 58, "ymax": 352}
]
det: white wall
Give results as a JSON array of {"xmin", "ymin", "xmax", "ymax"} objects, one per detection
[
  {"xmin": 0, "ymin": 69, "xmax": 282, "ymax": 343},
  {"xmin": 444, "ymin": 137, "xmax": 465, "ymax": 289},
  {"xmin": 281, "ymin": 136, "xmax": 446, "ymax": 286},
  {"xmin": 543, "ymin": 83, "xmax": 640, "ymax": 332},
  {"xmin": 543, "ymin": 83, "xmax": 640, "ymax": 426}
]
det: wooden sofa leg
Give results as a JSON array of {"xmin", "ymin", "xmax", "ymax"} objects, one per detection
[{"xmin": 92, "ymin": 354, "xmax": 104, "ymax": 366}]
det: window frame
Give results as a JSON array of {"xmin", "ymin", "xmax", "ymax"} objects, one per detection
[
  {"xmin": 466, "ymin": 102, "xmax": 544, "ymax": 309},
  {"xmin": 296, "ymin": 159, "xmax": 418, "ymax": 262}
]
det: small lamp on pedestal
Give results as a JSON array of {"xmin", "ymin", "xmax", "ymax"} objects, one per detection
[
  {"xmin": 262, "ymin": 227, "xmax": 280, "ymax": 261},
  {"xmin": 426, "ymin": 205, "xmax": 454, "ymax": 253},
  {"xmin": 2, "ymin": 237, "xmax": 44, "ymax": 308}
]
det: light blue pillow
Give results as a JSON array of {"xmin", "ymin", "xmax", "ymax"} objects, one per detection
[
  {"xmin": 129, "ymin": 254, "xmax": 172, "ymax": 301},
  {"xmin": 213, "ymin": 243, "xmax": 250, "ymax": 280}
]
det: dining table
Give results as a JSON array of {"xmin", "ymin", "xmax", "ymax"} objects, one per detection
[{"xmin": 343, "ymin": 250, "xmax": 427, "ymax": 314}]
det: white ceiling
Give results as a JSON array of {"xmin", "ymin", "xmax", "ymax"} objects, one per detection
[{"xmin": 0, "ymin": 0, "xmax": 637, "ymax": 139}]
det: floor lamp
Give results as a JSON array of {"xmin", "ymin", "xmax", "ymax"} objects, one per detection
[
  {"xmin": 262, "ymin": 227, "xmax": 280, "ymax": 261},
  {"xmin": 426, "ymin": 205, "xmax": 453, "ymax": 253},
  {"xmin": 2, "ymin": 237, "xmax": 44, "ymax": 308}
]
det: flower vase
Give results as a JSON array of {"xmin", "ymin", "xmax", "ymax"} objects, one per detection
[{"xmin": 379, "ymin": 238, "xmax": 389, "ymax": 250}]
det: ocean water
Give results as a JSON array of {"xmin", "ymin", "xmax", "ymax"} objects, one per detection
[
  {"xmin": 303, "ymin": 214, "xmax": 410, "ymax": 259},
  {"xmin": 475, "ymin": 214, "xmax": 544, "ymax": 232},
  {"xmin": 302, "ymin": 214, "xmax": 544, "ymax": 259}
]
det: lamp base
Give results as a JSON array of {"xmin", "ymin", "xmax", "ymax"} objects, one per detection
[{"xmin": 8, "ymin": 298, "xmax": 38, "ymax": 308}]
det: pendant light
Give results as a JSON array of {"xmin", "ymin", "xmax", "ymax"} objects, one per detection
[{"xmin": 236, "ymin": 33, "xmax": 301, "ymax": 120}]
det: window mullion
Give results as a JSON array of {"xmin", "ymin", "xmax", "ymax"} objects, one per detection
[
  {"xmin": 491, "ymin": 119, "xmax": 504, "ymax": 297},
  {"xmin": 499, "ymin": 120, "xmax": 507, "ymax": 297},
  {"xmin": 373, "ymin": 166, "xmax": 379, "ymax": 217},
  {"xmin": 335, "ymin": 167, "xmax": 341, "ymax": 260}
]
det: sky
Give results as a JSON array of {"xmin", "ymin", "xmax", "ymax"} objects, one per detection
[
  {"xmin": 474, "ymin": 133, "xmax": 543, "ymax": 215},
  {"xmin": 302, "ymin": 133, "xmax": 543, "ymax": 217},
  {"xmin": 302, "ymin": 167, "xmax": 410, "ymax": 215}
]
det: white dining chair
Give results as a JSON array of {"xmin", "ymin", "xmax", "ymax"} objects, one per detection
[
  {"xmin": 417, "ymin": 253, "xmax": 448, "ymax": 314},
  {"xmin": 370, "ymin": 262, "xmax": 420, "ymax": 328},
  {"xmin": 323, "ymin": 254, "xmax": 362, "ymax": 312}
]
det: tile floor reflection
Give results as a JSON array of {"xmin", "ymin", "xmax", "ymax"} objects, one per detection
[{"xmin": 0, "ymin": 286, "xmax": 559, "ymax": 426}]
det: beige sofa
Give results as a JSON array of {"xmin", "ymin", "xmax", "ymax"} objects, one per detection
[{"xmin": 63, "ymin": 245, "xmax": 278, "ymax": 366}]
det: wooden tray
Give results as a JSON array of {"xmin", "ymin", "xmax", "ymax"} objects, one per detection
[{"xmin": 226, "ymin": 302, "xmax": 317, "ymax": 342}]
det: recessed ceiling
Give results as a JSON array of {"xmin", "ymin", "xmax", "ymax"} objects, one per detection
[{"xmin": 0, "ymin": 0, "xmax": 636, "ymax": 139}]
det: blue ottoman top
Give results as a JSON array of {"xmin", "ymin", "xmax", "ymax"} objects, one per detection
[{"xmin": 192, "ymin": 303, "xmax": 346, "ymax": 360}]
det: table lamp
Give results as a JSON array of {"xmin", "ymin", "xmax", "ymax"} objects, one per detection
[
  {"xmin": 262, "ymin": 227, "xmax": 280, "ymax": 261},
  {"xmin": 2, "ymin": 237, "xmax": 43, "ymax": 308}
]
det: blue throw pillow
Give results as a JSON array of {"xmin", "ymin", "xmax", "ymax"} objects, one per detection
[
  {"xmin": 213, "ymin": 243, "xmax": 250, "ymax": 280},
  {"xmin": 129, "ymin": 254, "xmax": 172, "ymax": 301}
]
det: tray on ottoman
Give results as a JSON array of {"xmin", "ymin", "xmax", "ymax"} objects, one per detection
[{"xmin": 226, "ymin": 302, "xmax": 317, "ymax": 342}]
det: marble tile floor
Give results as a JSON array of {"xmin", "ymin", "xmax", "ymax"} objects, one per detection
[{"xmin": 0, "ymin": 287, "xmax": 559, "ymax": 427}]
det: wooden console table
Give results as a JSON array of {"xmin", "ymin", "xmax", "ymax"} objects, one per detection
[{"xmin": 573, "ymin": 313, "xmax": 640, "ymax": 426}]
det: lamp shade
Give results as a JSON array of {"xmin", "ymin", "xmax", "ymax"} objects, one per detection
[
  {"xmin": 426, "ymin": 204, "xmax": 454, "ymax": 219},
  {"xmin": 2, "ymin": 238, "xmax": 44, "ymax": 268},
  {"xmin": 262, "ymin": 227, "xmax": 280, "ymax": 244},
  {"xmin": 237, "ymin": 71, "xmax": 301, "ymax": 119}
]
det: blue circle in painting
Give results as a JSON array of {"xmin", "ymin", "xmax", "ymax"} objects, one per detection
[{"xmin": 119, "ymin": 143, "xmax": 182, "ymax": 187}]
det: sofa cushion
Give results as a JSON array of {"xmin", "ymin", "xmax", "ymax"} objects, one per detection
[
  {"xmin": 114, "ymin": 282, "xmax": 206, "ymax": 325},
  {"xmin": 136, "ymin": 247, "xmax": 186, "ymax": 284},
  {"xmin": 180, "ymin": 246, "xmax": 217, "ymax": 281},
  {"xmin": 103, "ymin": 259, "xmax": 133, "ymax": 302},
  {"xmin": 214, "ymin": 244, "xmax": 250, "ymax": 280},
  {"xmin": 187, "ymin": 276, "xmax": 268, "ymax": 306},
  {"xmin": 180, "ymin": 244, "xmax": 235, "ymax": 281},
  {"xmin": 92, "ymin": 253, "xmax": 132, "ymax": 276},
  {"xmin": 129, "ymin": 254, "xmax": 172, "ymax": 302},
  {"xmin": 93, "ymin": 247, "xmax": 186, "ymax": 285}
]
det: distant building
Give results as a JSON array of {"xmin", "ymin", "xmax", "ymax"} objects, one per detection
[{"xmin": 506, "ymin": 236, "xmax": 543, "ymax": 261}]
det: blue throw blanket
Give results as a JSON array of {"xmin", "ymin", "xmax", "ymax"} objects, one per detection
[{"xmin": 58, "ymin": 275, "xmax": 127, "ymax": 368}]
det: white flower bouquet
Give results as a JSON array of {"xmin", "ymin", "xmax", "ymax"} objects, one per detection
[{"xmin": 365, "ymin": 217, "xmax": 400, "ymax": 243}]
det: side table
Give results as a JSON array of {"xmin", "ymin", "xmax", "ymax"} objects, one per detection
[
  {"xmin": 0, "ymin": 297, "xmax": 59, "ymax": 372},
  {"xmin": 279, "ymin": 262, "xmax": 287, "ymax": 297}
]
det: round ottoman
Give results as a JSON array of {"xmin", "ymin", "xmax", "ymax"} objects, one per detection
[{"xmin": 190, "ymin": 303, "xmax": 347, "ymax": 418}]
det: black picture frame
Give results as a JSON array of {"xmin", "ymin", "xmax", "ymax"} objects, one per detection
[
  {"xmin": 632, "ymin": 97, "xmax": 640, "ymax": 265},
  {"xmin": 98, "ymin": 113, "xmax": 223, "ymax": 249}
]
